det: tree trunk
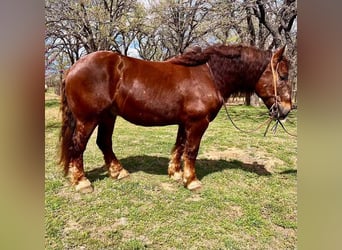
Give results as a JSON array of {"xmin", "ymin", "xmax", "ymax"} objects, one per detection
[{"xmin": 245, "ymin": 93, "xmax": 251, "ymax": 106}]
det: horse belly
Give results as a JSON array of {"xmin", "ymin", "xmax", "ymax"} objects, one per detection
[
  {"xmin": 113, "ymin": 89, "xmax": 220, "ymax": 126},
  {"xmin": 114, "ymin": 99, "xmax": 182, "ymax": 126}
]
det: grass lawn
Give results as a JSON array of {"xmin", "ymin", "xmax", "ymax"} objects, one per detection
[{"xmin": 45, "ymin": 89, "xmax": 297, "ymax": 249}]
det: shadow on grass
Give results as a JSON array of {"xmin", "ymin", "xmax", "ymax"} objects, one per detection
[
  {"xmin": 86, "ymin": 155, "xmax": 271, "ymax": 182},
  {"xmin": 280, "ymin": 169, "xmax": 297, "ymax": 175}
]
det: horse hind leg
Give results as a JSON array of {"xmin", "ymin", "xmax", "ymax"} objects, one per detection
[
  {"xmin": 68, "ymin": 120, "xmax": 97, "ymax": 193},
  {"xmin": 96, "ymin": 115, "xmax": 129, "ymax": 180},
  {"xmin": 168, "ymin": 125, "xmax": 186, "ymax": 181}
]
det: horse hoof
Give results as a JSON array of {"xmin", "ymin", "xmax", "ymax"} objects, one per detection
[
  {"xmin": 117, "ymin": 168, "xmax": 130, "ymax": 180},
  {"xmin": 75, "ymin": 178, "xmax": 94, "ymax": 193},
  {"xmin": 109, "ymin": 167, "xmax": 129, "ymax": 179},
  {"xmin": 186, "ymin": 179, "xmax": 202, "ymax": 191},
  {"xmin": 170, "ymin": 171, "xmax": 183, "ymax": 181}
]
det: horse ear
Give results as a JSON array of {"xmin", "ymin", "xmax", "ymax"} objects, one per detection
[{"xmin": 273, "ymin": 45, "xmax": 286, "ymax": 63}]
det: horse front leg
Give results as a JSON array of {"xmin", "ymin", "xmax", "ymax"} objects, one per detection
[
  {"xmin": 182, "ymin": 119, "xmax": 209, "ymax": 190},
  {"xmin": 96, "ymin": 115, "xmax": 129, "ymax": 180},
  {"xmin": 168, "ymin": 125, "xmax": 186, "ymax": 181},
  {"xmin": 68, "ymin": 120, "xmax": 97, "ymax": 193}
]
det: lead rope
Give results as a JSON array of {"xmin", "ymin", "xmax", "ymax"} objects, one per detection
[
  {"xmin": 223, "ymin": 102, "xmax": 273, "ymax": 134},
  {"xmin": 276, "ymin": 120, "xmax": 297, "ymax": 137},
  {"xmin": 224, "ymin": 101, "xmax": 297, "ymax": 137},
  {"xmin": 270, "ymin": 52, "xmax": 278, "ymax": 98}
]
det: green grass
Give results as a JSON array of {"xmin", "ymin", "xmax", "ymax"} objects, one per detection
[{"xmin": 45, "ymin": 89, "xmax": 297, "ymax": 249}]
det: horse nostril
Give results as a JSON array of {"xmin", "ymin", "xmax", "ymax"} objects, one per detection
[{"xmin": 269, "ymin": 104, "xmax": 278, "ymax": 118}]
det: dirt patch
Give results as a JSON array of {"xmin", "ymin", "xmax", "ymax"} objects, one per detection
[
  {"xmin": 63, "ymin": 220, "xmax": 82, "ymax": 235},
  {"xmin": 269, "ymin": 224, "xmax": 296, "ymax": 249},
  {"xmin": 57, "ymin": 184, "xmax": 85, "ymax": 202},
  {"xmin": 185, "ymin": 193, "xmax": 203, "ymax": 202},
  {"xmin": 159, "ymin": 182, "xmax": 177, "ymax": 192},
  {"xmin": 226, "ymin": 205, "xmax": 244, "ymax": 219},
  {"xmin": 201, "ymin": 147, "xmax": 284, "ymax": 173}
]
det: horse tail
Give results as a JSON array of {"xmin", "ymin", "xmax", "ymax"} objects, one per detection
[{"xmin": 59, "ymin": 76, "xmax": 75, "ymax": 176}]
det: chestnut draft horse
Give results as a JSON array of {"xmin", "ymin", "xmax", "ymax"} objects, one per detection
[{"xmin": 59, "ymin": 44, "xmax": 292, "ymax": 193}]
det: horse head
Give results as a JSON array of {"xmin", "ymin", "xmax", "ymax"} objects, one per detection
[{"xmin": 255, "ymin": 46, "xmax": 292, "ymax": 120}]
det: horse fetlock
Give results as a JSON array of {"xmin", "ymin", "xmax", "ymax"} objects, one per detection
[
  {"xmin": 67, "ymin": 165, "xmax": 84, "ymax": 185},
  {"xmin": 109, "ymin": 165, "xmax": 130, "ymax": 180},
  {"xmin": 182, "ymin": 170, "xmax": 201, "ymax": 190},
  {"xmin": 168, "ymin": 162, "xmax": 183, "ymax": 181},
  {"xmin": 170, "ymin": 171, "xmax": 183, "ymax": 181}
]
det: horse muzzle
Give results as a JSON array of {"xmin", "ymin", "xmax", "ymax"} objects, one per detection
[{"xmin": 269, "ymin": 101, "xmax": 292, "ymax": 120}]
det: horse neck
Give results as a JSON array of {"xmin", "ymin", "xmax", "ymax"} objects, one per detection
[{"xmin": 208, "ymin": 49, "xmax": 271, "ymax": 100}]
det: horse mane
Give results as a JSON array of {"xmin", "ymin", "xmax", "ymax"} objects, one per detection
[
  {"xmin": 167, "ymin": 44, "xmax": 274, "ymax": 96},
  {"xmin": 167, "ymin": 44, "xmax": 243, "ymax": 66}
]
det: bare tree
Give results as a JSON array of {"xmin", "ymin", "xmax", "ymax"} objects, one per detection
[
  {"xmin": 143, "ymin": 0, "xmax": 213, "ymax": 59},
  {"xmin": 135, "ymin": 29, "xmax": 165, "ymax": 60},
  {"xmin": 45, "ymin": 0, "xmax": 143, "ymax": 68}
]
